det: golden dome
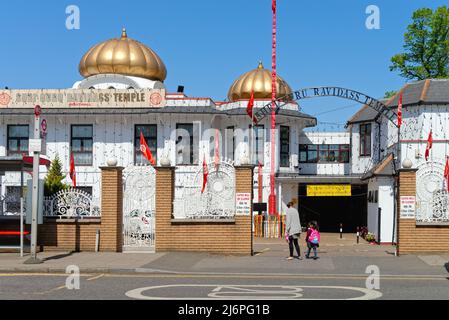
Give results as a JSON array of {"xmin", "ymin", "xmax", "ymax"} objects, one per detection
[
  {"xmin": 79, "ymin": 28, "xmax": 167, "ymax": 81},
  {"xmin": 227, "ymin": 62, "xmax": 293, "ymax": 101}
]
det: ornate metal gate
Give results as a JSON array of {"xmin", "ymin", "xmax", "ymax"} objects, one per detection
[
  {"xmin": 173, "ymin": 159, "xmax": 235, "ymax": 219},
  {"xmin": 123, "ymin": 164, "xmax": 156, "ymax": 251},
  {"xmin": 416, "ymin": 161, "xmax": 449, "ymax": 223}
]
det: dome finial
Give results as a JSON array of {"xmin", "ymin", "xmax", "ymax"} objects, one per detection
[
  {"xmin": 258, "ymin": 61, "xmax": 264, "ymax": 69},
  {"xmin": 121, "ymin": 28, "xmax": 127, "ymax": 39}
]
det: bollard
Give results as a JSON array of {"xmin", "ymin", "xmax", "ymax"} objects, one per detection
[
  {"xmin": 356, "ymin": 226, "xmax": 360, "ymax": 244},
  {"xmin": 339, "ymin": 223, "xmax": 343, "ymax": 239},
  {"xmin": 95, "ymin": 229, "xmax": 100, "ymax": 252}
]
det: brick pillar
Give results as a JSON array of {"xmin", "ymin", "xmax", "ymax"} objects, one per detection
[
  {"xmin": 155, "ymin": 166, "xmax": 175, "ymax": 252},
  {"xmin": 99, "ymin": 166, "xmax": 124, "ymax": 252},
  {"xmin": 235, "ymin": 165, "xmax": 255, "ymax": 256},
  {"xmin": 396, "ymin": 168, "xmax": 418, "ymax": 256}
]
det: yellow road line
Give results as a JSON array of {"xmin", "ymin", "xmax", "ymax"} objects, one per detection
[
  {"xmin": 0, "ymin": 273, "xmax": 447, "ymax": 282},
  {"xmin": 87, "ymin": 274, "xmax": 105, "ymax": 281}
]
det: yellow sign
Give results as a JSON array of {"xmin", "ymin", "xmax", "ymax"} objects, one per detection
[{"xmin": 307, "ymin": 185, "xmax": 351, "ymax": 197}]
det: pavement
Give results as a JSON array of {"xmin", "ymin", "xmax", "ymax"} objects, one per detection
[
  {"xmin": 0, "ymin": 233, "xmax": 448, "ymax": 277},
  {"xmin": 1, "ymin": 234, "xmax": 449, "ymax": 300}
]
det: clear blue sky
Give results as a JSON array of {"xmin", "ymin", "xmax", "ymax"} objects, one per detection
[{"xmin": 0, "ymin": 0, "xmax": 447, "ymax": 130}]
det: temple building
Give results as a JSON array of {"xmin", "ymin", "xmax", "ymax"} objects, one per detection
[{"xmin": 1, "ymin": 29, "xmax": 448, "ymax": 251}]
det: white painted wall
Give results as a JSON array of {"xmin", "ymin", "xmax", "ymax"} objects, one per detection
[{"xmin": 367, "ymin": 177, "xmax": 396, "ymax": 243}]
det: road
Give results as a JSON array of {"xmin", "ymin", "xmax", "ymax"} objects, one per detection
[{"xmin": 1, "ymin": 271, "xmax": 448, "ymax": 300}]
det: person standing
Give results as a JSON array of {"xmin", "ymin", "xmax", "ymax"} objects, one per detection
[{"xmin": 285, "ymin": 201, "xmax": 302, "ymax": 260}]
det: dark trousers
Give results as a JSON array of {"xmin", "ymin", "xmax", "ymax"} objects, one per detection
[
  {"xmin": 288, "ymin": 236, "xmax": 301, "ymax": 257},
  {"xmin": 306, "ymin": 242, "xmax": 318, "ymax": 258}
]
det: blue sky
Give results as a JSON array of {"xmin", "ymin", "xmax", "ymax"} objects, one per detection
[{"xmin": 0, "ymin": 0, "xmax": 447, "ymax": 130}]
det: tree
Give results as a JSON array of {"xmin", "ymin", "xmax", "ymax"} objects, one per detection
[
  {"xmin": 44, "ymin": 155, "xmax": 68, "ymax": 196},
  {"xmin": 390, "ymin": 6, "xmax": 449, "ymax": 80}
]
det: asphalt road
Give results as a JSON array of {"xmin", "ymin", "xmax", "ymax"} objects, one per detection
[{"xmin": 1, "ymin": 272, "xmax": 448, "ymax": 300}]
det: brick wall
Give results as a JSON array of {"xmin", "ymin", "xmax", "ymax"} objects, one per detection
[
  {"xmin": 397, "ymin": 169, "xmax": 449, "ymax": 254},
  {"xmin": 37, "ymin": 166, "xmax": 123, "ymax": 252},
  {"xmin": 155, "ymin": 166, "xmax": 253, "ymax": 255},
  {"xmin": 38, "ymin": 219, "xmax": 100, "ymax": 252}
]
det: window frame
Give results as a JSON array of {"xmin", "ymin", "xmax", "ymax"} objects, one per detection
[
  {"xmin": 279, "ymin": 126, "xmax": 290, "ymax": 167},
  {"xmin": 70, "ymin": 124, "xmax": 94, "ymax": 166},
  {"xmin": 359, "ymin": 123, "xmax": 372, "ymax": 157},
  {"xmin": 299, "ymin": 144, "xmax": 350, "ymax": 164},
  {"xmin": 7, "ymin": 124, "xmax": 29, "ymax": 157},
  {"xmin": 134, "ymin": 124, "xmax": 158, "ymax": 165},
  {"xmin": 176, "ymin": 123, "xmax": 195, "ymax": 165}
]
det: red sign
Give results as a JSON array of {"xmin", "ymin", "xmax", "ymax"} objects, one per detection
[
  {"xmin": 34, "ymin": 105, "xmax": 42, "ymax": 117},
  {"xmin": 41, "ymin": 119, "xmax": 47, "ymax": 133}
]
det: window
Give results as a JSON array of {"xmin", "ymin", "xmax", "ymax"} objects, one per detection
[
  {"xmin": 77, "ymin": 186, "xmax": 93, "ymax": 196},
  {"xmin": 5, "ymin": 186, "xmax": 21, "ymax": 213},
  {"xmin": 280, "ymin": 126, "xmax": 290, "ymax": 167},
  {"xmin": 360, "ymin": 123, "xmax": 372, "ymax": 156},
  {"xmin": 71, "ymin": 125, "xmax": 93, "ymax": 166},
  {"xmin": 299, "ymin": 144, "xmax": 350, "ymax": 163},
  {"xmin": 225, "ymin": 126, "xmax": 235, "ymax": 161},
  {"xmin": 250, "ymin": 125, "xmax": 265, "ymax": 165},
  {"xmin": 176, "ymin": 123, "xmax": 197, "ymax": 165},
  {"xmin": 135, "ymin": 125, "xmax": 157, "ymax": 165},
  {"xmin": 7, "ymin": 125, "xmax": 29, "ymax": 156}
]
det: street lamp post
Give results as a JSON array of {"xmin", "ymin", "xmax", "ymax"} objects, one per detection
[{"xmin": 24, "ymin": 105, "xmax": 43, "ymax": 264}]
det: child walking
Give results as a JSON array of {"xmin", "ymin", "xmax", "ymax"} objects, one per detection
[{"xmin": 305, "ymin": 221, "xmax": 320, "ymax": 260}]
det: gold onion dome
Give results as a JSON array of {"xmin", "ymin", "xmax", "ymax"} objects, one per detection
[
  {"xmin": 79, "ymin": 28, "xmax": 167, "ymax": 81},
  {"xmin": 227, "ymin": 61, "xmax": 293, "ymax": 101}
]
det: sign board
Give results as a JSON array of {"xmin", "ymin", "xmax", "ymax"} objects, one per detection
[
  {"xmin": 236, "ymin": 193, "xmax": 251, "ymax": 216},
  {"xmin": 307, "ymin": 185, "xmax": 351, "ymax": 197},
  {"xmin": 400, "ymin": 196, "xmax": 416, "ymax": 219},
  {"xmin": 0, "ymin": 89, "xmax": 166, "ymax": 109},
  {"xmin": 26, "ymin": 179, "xmax": 44, "ymax": 225},
  {"xmin": 28, "ymin": 139, "xmax": 42, "ymax": 153}
]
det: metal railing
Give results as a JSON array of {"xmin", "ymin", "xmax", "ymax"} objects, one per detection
[{"xmin": 43, "ymin": 188, "xmax": 101, "ymax": 218}]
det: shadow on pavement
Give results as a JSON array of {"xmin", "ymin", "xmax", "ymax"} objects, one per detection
[{"xmin": 42, "ymin": 251, "xmax": 74, "ymax": 261}]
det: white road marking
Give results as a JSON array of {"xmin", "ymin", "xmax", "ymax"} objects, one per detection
[{"xmin": 125, "ymin": 284, "xmax": 382, "ymax": 300}]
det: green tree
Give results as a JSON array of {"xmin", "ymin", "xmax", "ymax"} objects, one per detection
[
  {"xmin": 44, "ymin": 155, "xmax": 68, "ymax": 196},
  {"xmin": 390, "ymin": 6, "xmax": 449, "ymax": 80}
]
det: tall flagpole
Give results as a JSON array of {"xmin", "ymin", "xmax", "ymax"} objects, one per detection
[{"xmin": 269, "ymin": 0, "xmax": 277, "ymax": 215}]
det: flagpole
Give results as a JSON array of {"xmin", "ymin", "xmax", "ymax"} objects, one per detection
[{"xmin": 269, "ymin": 0, "xmax": 277, "ymax": 216}]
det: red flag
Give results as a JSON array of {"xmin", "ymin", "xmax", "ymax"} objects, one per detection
[
  {"xmin": 424, "ymin": 130, "xmax": 433, "ymax": 161},
  {"xmin": 201, "ymin": 156, "xmax": 209, "ymax": 194},
  {"xmin": 69, "ymin": 153, "xmax": 76, "ymax": 188},
  {"xmin": 140, "ymin": 132, "xmax": 156, "ymax": 165},
  {"xmin": 444, "ymin": 156, "xmax": 449, "ymax": 191},
  {"xmin": 272, "ymin": 0, "xmax": 276, "ymax": 13},
  {"xmin": 246, "ymin": 90, "xmax": 255, "ymax": 121},
  {"xmin": 397, "ymin": 92, "xmax": 403, "ymax": 128},
  {"xmin": 444, "ymin": 157, "xmax": 449, "ymax": 178},
  {"xmin": 214, "ymin": 129, "xmax": 220, "ymax": 171}
]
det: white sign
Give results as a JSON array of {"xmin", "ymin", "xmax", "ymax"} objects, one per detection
[
  {"xmin": 400, "ymin": 196, "xmax": 416, "ymax": 219},
  {"xmin": 236, "ymin": 193, "xmax": 251, "ymax": 216},
  {"xmin": 28, "ymin": 139, "xmax": 42, "ymax": 153}
]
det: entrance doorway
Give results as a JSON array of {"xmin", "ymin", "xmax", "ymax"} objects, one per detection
[{"xmin": 298, "ymin": 184, "xmax": 367, "ymax": 233}]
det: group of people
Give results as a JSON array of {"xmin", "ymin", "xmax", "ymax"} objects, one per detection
[{"xmin": 285, "ymin": 201, "xmax": 320, "ymax": 261}]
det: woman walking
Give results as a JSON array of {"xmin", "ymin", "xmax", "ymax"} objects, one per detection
[{"xmin": 285, "ymin": 202, "xmax": 302, "ymax": 260}]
